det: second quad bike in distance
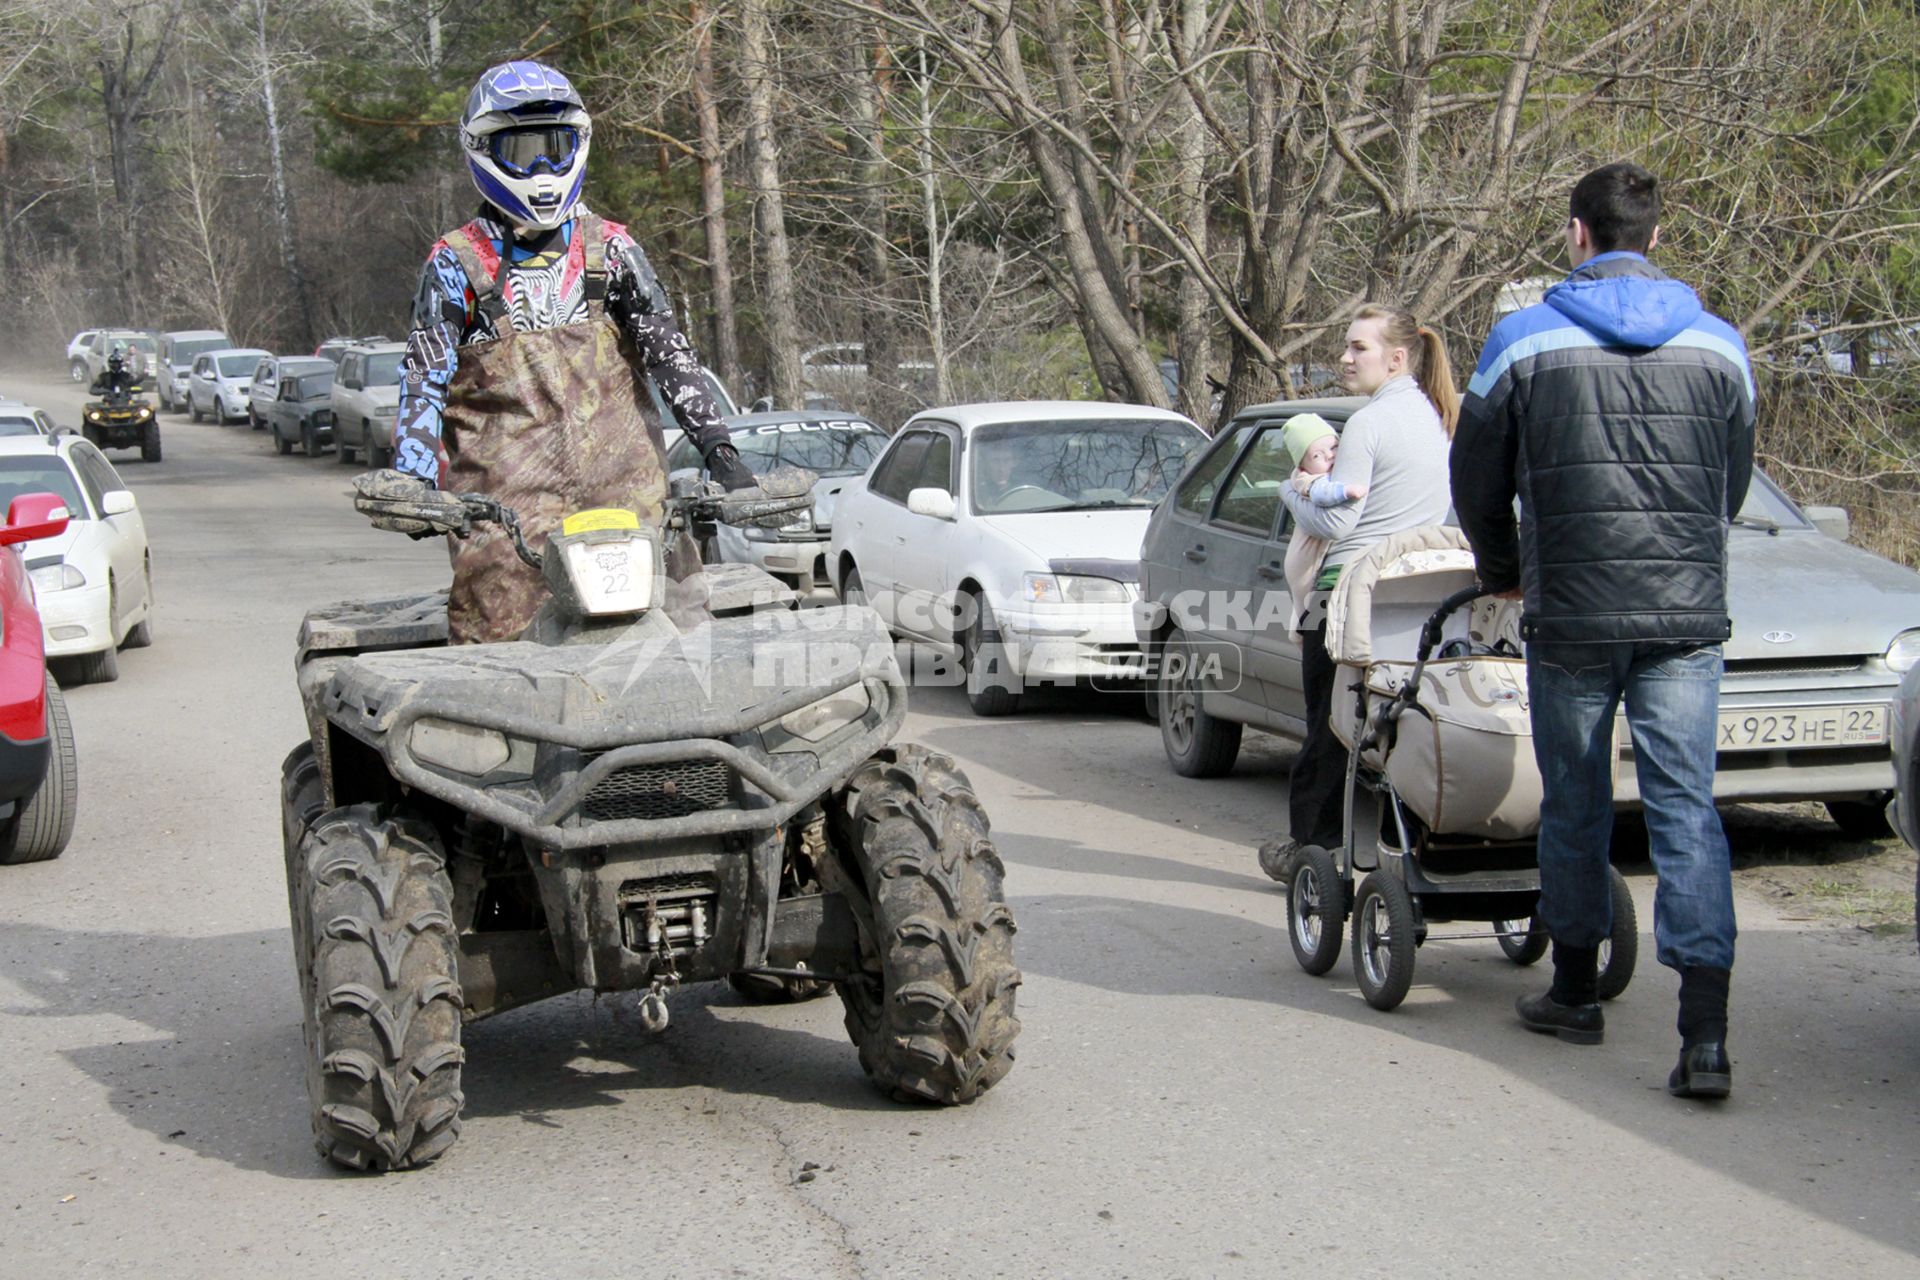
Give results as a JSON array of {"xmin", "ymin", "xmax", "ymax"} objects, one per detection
[
  {"xmin": 283, "ymin": 474, "xmax": 1020, "ymax": 1171},
  {"xmin": 82, "ymin": 378, "xmax": 161, "ymax": 463}
]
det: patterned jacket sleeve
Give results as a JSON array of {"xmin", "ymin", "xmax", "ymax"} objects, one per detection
[
  {"xmin": 603, "ymin": 231, "xmax": 732, "ymax": 458},
  {"xmin": 393, "ymin": 243, "xmax": 471, "ymax": 487}
]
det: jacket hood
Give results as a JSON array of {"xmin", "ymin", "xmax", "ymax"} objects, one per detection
[{"xmin": 1545, "ymin": 253, "xmax": 1701, "ymax": 350}]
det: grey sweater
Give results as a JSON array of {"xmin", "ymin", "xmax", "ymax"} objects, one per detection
[{"xmin": 1280, "ymin": 375, "xmax": 1452, "ymax": 569}]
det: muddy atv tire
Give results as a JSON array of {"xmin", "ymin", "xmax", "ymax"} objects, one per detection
[
  {"xmin": 294, "ymin": 804, "xmax": 463, "ymax": 1171},
  {"xmin": 0, "ymin": 676, "xmax": 78, "ymax": 865},
  {"xmin": 280, "ymin": 742, "xmax": 327, "ymax": 981},
  {"xmin": 140, "ymin": 421, "xmax": 161, "ymax": 462},
  {"xmin": 830, "ymin": 745, "xmax": 1019, "ymax": 1104}
]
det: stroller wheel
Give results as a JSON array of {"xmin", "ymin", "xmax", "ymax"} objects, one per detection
[
  {"xmin": 1494, "ymin": 917, "xmax": 1550, "ymax": 966},
  {"xmin": 1351, "ymin": 871, "xmax": 1417, "ymax": 1011},
  {"xmin": 1287, "ymin": 846, "xmax": 1346, "ymax": 976},
  {"xmin": 1596, "ymin": 868, "xmax": 1639, "ymax": 1000}
]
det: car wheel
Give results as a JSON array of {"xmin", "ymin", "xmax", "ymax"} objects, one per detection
[
  {"xmin": 372, "ymin": 443, "xmax": 393, "ymax": 470},
  {"xmin": 189, "ymin": 395, "xmax": 203, "ymax": 423},
  {"xmin": 337, "ymin": 438, "xmax": 356, "ymax": 465},
  {"xmin": 840, "ymin": 564, "xmax": 866, "ymax": 607},
  {"xmin": 1827, "ymin": 798, "xmax": 1893, "ymax": 840},
  {"xmin": 0, "ymin": 675, "xmax": 78, "ymax": 864},
  {"xmin": 1157, "ymin": 627, "xmax": 1241, "ymax": 777},
  {"xmin": 274, "ymin": 424, "xmax": 292, "ymax": 456},
  {"xmin": 122, "ymin": 565, "xmax": 154, "ymax": 649},
  {"xmin": 302, "ymin": 422, "xmax": 322, "ymax": 457},
  {"xmin": 960, "ymin": 593, "xmax": 1021, "ymax": 717},
  {"xmin": 68, "ymin": 359, "xmax": 87, "ymax": 382}
]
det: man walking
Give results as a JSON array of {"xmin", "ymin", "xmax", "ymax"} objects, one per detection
[{"xmin": 1451, "ymin": 162, "xmax": 1755, "ymax": 1099}]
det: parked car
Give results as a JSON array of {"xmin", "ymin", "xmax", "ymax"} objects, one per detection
[
  {"xmin": 313, "ymin": 335, "xmax": 390, "ymax": 366},
  {"xmin": 0, "ymin": 491, "xmax": 78, "ymax": 864},
  {"xmin": 262, "ymin": 364, "xmax": 338, "ymax": 458},
  {"xmin": 0, "ymin": 435, "xmax": 154, "ymax": 685},
  {"xmin": 1891, "ymin": 663, "xmax": 1920, "ymax": 941},
  {"xmin": 830, "ymin": 401, "xmax": 1206, "ymax": 715},
  {"xmin": 80, "ymin": 330, "xmax": 158, "ymax": 385},
  {"xmin": 666, "ymin": 410, "xmax": 889, "ymax": 592},
  {"xmin": 0, "ymin": 401, "xmax": 57, "ymax": 439},
  {"xmin": 66, "ymin": 330, "xmax": 105, "ymax": 381},
  {"xmin": 1135, "ymin": 396, "xmax": 1920, "ymax": 829},
  {"xmin": 247, "ymin": 356, "xmax": 334, "ymax": 430},
  {"xmin": 155, "ymin": 330, "xmax": 231, "ymax": 412},
  {"xmin": 329, "ymin": 342, "xmax": 406, "ymax": 467},
  {"xmin": 186, "ymin": 347, "xmax": 270, "ymax": 423}
]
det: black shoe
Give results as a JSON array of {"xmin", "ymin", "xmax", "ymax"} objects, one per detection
[
  {"xmin": 1256, "ymin": 837, "xmax": 1304, "ymax": 883},
  {"xmin": 1668, "ymin": 1042, "xmax": 1732, "ymax": 1099},
  {"xmin": 1516, "ymin": 991, "xmax": 1604, "ymax": 1045}
]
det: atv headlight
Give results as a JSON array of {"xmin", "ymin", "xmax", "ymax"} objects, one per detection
[
  {"xmin": 409, "ymin": 717, "xmax": 511, "ymax": 775},
  {"xmin": 1887, "ymin": 629, "xmax": 1920, "ymax": 674},
  {"xmin": 769, "ymin": 684, "xmax": 872, "ymax": 751},
  {"xmin": 86, "ymin": 410, "xmax": 102, "ymax": 422},
  {"xmin": 135, "ymin": 406, "xmax": 152, "ymax": 420},
  {"xmin": 29, "ymin": 563, "xmax": 86, "ymax": 593}
]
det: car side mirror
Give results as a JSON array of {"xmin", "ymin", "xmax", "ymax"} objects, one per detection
[
  {"xmin": 907, "ymin": 487, "xmax": 956, "ymax": 520},
  {"xmin": 749, "ymin": 396, "xmax": 775, "ymax": 413},
  {"xmin": 0, "ymin": 493, "xmax": 71, "ymax": 545},
  {"xmin": 101, "ymin": 490, "xmax": 137, "ymax": 517},
  {"xmin": 1804, "ymin": 504, "xmax": 1850, "ymax": 541}
]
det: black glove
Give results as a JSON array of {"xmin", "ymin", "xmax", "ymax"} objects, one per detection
[
  {"xmin": 352, "ymin": 468, "xmax": 470, "ymax": 539},
  {"xmin": 704, "ymin": 442, "xmax": 758, "ymax": 492}
]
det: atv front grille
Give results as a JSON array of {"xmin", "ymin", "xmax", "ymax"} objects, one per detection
[{"xmin": 579, "ymin": 759, "xmax": 733, "ymax": 821}]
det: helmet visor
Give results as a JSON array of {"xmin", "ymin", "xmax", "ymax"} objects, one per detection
[{"xmin": 487, "ymin": 125, "xmax": 580, "ymax": 179}]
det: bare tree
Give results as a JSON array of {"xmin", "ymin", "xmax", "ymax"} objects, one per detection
[
  {"xmin": 740, "ymin": 0, "xmax": 804, "ymax": 408},
  {"xmin": 93, "ymin": 0, "xmax": 185, "ymax": 312}
]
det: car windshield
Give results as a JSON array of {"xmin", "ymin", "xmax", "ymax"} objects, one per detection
[
  {"xmin": 1734, "ymin": 469, "xmax": 1811, "ymax": 529},
  {"xmin": 0, "ymin": 458, "xmax": 86, "ymax": 518},
  {"xmin": 173, "ymin": 338, "xmax": 227, "ymax": 363},
  {"xmin": 969, "ymin": 418, "xmax": 1202, "ymax": 514},
  {"xmin": 297, "ymin": 373, "xmax": 334, "ymax": 399},
  {"xmin": 746, "ymin": 421, "xmax": 886, "ymax": 475},
  {"xmin": 109, "ymin": 334, "xmax": 156, "ymax": 354},
  {"xmin": 0, "ymin": 416, "xmax": 41, "ymax": 437},
  {"xmin": 217, "ymin": 354, "xmax": 257, "ymax": 376},
  {"xmin": 362, "ymin": 353, "xmax": 403, "ymax": 385}
]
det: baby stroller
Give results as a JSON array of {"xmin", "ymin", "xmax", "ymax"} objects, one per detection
[{"xmin": 1284, "ymin": 527, "xmax": 1638, "ymax": 1011}]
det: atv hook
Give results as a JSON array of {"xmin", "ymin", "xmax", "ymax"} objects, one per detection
[{"xmin": 638, "ymin": 984, "xmax": 671, "ymax": 1033}]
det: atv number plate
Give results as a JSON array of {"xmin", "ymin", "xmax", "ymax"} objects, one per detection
[{"xmin": 563, "ymin": 533, "xmax": 656, "ymax": 615}]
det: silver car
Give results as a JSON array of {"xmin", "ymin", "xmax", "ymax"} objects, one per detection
[
  {"xmin": 666, "ymin": 410, "xmax": 889, "ymax": 592},
  {"xmin": 1137, "ymin": 397, "xmax": 1920, "ymax": 831}
]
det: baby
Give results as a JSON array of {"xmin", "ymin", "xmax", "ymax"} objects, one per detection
[{"xmin": 1281, "ymin": 413, "xmax": 1367, "ymax": 640}]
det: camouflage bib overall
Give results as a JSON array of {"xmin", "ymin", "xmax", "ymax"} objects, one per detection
[{"xmin": 437, "ymin": 217, "xmax": 670, "ymax": 644}]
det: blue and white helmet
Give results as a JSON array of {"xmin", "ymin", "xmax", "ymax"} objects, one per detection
[{"xmin": 459, "ymin": 61, "xmax": 592, "ymax": 231}]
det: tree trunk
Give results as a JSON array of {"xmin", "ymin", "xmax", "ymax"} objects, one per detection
[
  {"xmin": 690, "ymin": 1, "xmax": 743, "ymax": 396},
  {"xmin": 740, "ymin": 0, "xmax": 804, "ymax": 409},
  {"xmin": 95, "ymin": 4, "xmax": 183, "ymax": 318},
  {"xmin": 253, "ymin": 0, "xmax": 314, "ymax": 349},
  {"xmin": 852, "ymin": 18, "xmax": 900, "ymax": 419},
  {"xmin": 912, "ymin": 36, "xmax": 952, "ymax": 404},
  {"xmin": 1171, "ymin": 0, "xmax": 1213, "ymax": 426}
]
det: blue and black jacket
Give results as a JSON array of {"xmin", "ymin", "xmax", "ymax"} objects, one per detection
[{"xmin": 1452, "ymin": 252, "xmax": 1756, "ymax": 646}]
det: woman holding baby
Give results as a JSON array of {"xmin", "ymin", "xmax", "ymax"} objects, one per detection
[{"xmin": 1257, "ymin": 303, "xmax": 1459, "ymax": 882}]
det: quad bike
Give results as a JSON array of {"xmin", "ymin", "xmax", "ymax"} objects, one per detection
[
  {"xmin": 282, "ymin": 476, "xmax": 1020, "ymax": 1171},
  {"xmin": 82, "ymin": 377, "xmax": 161, "ymax": 462}
]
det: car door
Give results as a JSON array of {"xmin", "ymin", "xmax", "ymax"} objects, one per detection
[
  {"xmin": 889, "ymin": 423, "xmax": 960, "ymax": 642},
  {"xmin": 335, "ymin": 354, "xmax": 363, "ymax": 449},
  {"xmin": 846, "ymin": 429, "xmax": 935, "ymax": 628},
  {"xmin": 1181, "ymin": 420, "xmax": 1293, "ymax": 720},
  {"xmin": 69, "ymin": 444, "xmax": 144, "ymax": 626},
  {"xmin": 250, "ymin": 359, "xmax": 276, "ymax": 417}
]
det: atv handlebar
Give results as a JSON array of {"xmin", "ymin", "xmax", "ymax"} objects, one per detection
[{"xmin": 441, "ymin": 468, "xmax": 817, "ymax": 570}]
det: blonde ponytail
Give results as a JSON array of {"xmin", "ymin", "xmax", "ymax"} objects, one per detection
[{"xmin": 1354, "ymin": 302, "xmax": 1459, "ymax": 438}]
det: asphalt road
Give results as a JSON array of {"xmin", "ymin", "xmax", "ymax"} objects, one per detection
[{"xmin": 1, "ymin": 368, "xmax": 1916, "ymax": 1278}]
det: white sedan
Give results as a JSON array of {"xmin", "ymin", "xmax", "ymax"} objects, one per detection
[
  {"xmin": 828, "ymin": 401, "xmax": 1205, "ymax": 715},
  {"xmin": 0, "ymin": 435, "xmax": 153, "ymax": 685}
]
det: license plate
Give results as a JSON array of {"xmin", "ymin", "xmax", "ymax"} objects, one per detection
[{"xmin": 1716, "ymin": 704, "xmax": 1887, "ymax": 752}]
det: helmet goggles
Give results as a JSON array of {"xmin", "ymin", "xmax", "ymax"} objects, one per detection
[{"xmin": 487, "ymin": 124, "xmax": 580, "ymax": 179}]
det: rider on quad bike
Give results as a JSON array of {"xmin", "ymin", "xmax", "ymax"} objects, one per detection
[
  {"xmin": 89, "ymin": 344, "xmax": 138, "ymax": 401},
  {"xmin": 358, "ymin": 59, "xmax": 757, "ymax": 644}
]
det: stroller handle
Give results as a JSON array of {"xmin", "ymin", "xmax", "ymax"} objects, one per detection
[{"xmin": 1416, "ymin": 585, "xmax": 1499, "ymax": 664}]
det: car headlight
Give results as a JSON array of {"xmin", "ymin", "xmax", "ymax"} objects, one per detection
[
  {"xmin": 408, "ymin": 717, "xmax": 511, "ymax": 774},
  {"xmin": 1887, "ymin": 629, "xmax": 1920, "ymax": 674},
  {"xmin": 1021, "ymin": 572, "xmax": 1131, "ymax": 604},
  {"xmin": 29, "ymin": 563, "xmax": 86, "ymax": 593},
  {"xmin": 768, "ymin": 684, "xmax": 872, "ymax": 751}
]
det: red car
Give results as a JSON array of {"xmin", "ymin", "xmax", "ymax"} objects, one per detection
[{"xmin": 0, "ymin": 492, "xmax": 78, "ymax": 864}]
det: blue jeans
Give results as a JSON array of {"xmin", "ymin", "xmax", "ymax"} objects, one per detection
[{"xmin": 1527, "ymin": 643, "xmax": 1736, "ymax": 972}]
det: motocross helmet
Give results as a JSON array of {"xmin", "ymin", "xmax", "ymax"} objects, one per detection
[{"xmin": 459, "ymin": 61, "xmax": 591, "ymax": 232}]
